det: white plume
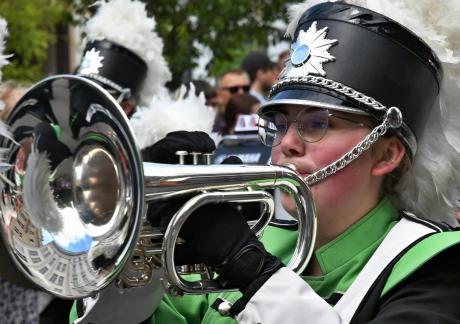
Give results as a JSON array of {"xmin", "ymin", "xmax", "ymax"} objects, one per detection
[
  {"xmin": 0, "ymin": 118, "xmax": 16, "ymax": 145},
  {"xmin": 0, "ymin": 17, "xmax": 11, "ymax": 83},
  {"xmin": 394, "ymin": 79, "xmax": 460, "ymax": 224},
  {"xmin": 286, "ymin": 0, "xmax": 330, "ymax": 38},
  {"xmin": 84, "ymin": 0, "xmax": 171, "ymax": 106},
  {"xmin": 130, "ymin": 83, "xmax": 218, "ymax": 149},
  {"xmin": 23, "ymin": 148, "xmax": 63, "ymax": 234}
]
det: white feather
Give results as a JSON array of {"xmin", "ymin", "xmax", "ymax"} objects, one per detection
[
  {"xmin": 129, "ymin": 83, "xmax": 218, "ymax": 149},
  {"xmin": 0, "ymin": 17, "xmax": 11, "ymax": 83},
  {"xmin": 23, "ymin": 148, "xmax": 63, "ymax": 234},
  {"xmin": 286, "ymin": 0, "xmax": 331, "ymax": 39},
  {"xmin": 84, "ymin": 0, "xmax": 171, "ymax": 106},
  {"xmin": 0, "ymin": 119, "xmax": 16, "ymax": 145}
]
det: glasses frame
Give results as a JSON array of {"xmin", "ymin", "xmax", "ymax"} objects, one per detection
[
  {"xmin": 220, "ymin": 85, "xmax": 251, "ymax": 94},
  {"xmin": 258, "ymin": 107, "xmax": 373, "ymax": 147}
]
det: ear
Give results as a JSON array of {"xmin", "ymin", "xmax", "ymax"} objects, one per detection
[{"xmin": 371, "ymin": 137, "xmax": 406, "ymax": 177}]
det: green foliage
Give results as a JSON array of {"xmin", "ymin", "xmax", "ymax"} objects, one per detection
[
  {"xmin": 2, "ymin": 0, "xmax": 297, "ymax": 87},
  {"xmin": 72, "ymin": 0, "xmax": 297, "ymax": 89},
  {"xmin": 147, "ymin": 0, "xmax": 297, "ymax": 88},
  {"xmin": 0, "ymin": 0, "xmax": 70, "ymax": 83}
]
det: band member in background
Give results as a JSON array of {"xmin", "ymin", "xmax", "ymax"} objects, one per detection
[{"xmin": 75, "ymin": 0, "xmax": 171, "ymax": 118}]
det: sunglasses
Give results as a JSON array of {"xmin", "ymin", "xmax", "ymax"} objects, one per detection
[
  {"xmin": 257, "ymin": 107, "xmax": 370, "ymax": 147},
  {"xmin": 221, "ymin": 85, "xmax": 250, "ymax": 94}
]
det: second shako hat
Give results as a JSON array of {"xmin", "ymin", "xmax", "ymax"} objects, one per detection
[
  {"xmin": 261, "ymin": 2, "xmax": 443, "ymax": 158},
  {"xmin": 77, "ymin": 39, "xmax": 147, "ymax": 101}
]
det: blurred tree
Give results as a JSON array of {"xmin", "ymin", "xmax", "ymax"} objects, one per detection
[
  {"xmin": 2, "ymin": 0, "xmax": 296, "ymax": 88},
  {"xmin": 0, "ymin": 0, "xmax": 70, "ymax": 83},
  {"xmin": 71, "ymin": 0, "xmax": 297, "ymax": 89}
]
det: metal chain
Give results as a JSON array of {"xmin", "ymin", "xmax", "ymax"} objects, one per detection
[
  {"xmin": 305, "ymin": 107, "xmax": 402, "ymax": 186},
  {"xmin": 78, "ymin": 73, "xmax": 132, "ymax": 102},
  {"xmin": 269, "ymin": 76, "xmax": 404, "ymax": 186},
  {"xmin": 269, "ymin": 76, "xmax": 387, "ymax": 112}
]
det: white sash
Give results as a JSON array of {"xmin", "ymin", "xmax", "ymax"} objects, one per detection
[{"xmin": 333, "ymin": 217, "xmax": 436, "ymax": 322}]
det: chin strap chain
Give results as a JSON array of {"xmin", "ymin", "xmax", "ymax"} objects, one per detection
[{"xmin": 305, "ymin": 106, "xmax": 403, "ymax": 186}]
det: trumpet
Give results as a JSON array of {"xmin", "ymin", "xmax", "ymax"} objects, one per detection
[{"xmin": 0, "ymin": 75, "xmax": 316, "ymax": 299}]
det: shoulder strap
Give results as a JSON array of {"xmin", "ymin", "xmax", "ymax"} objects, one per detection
[
  {"xmin": 333, "ymin": 217, "xmax": 435, "ymax": 322},
  {"xmin": 382, "ymin": 229, "xmax": 460, "ymax": 296}
]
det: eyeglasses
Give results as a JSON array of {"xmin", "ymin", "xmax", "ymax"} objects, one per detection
[
  {"xmin": 257, "ymin": 107, "xmax": 371, "ymax": 147},
  {"xmin": 220, "ymin": 85, "xmax": 250, "ymax": 94}
]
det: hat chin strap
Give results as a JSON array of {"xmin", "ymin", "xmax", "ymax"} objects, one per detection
[{"xmin": 305, "ymin": 106, "xmax": 403, "ymax": 186}]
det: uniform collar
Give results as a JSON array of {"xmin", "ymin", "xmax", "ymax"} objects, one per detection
[{"xmin": 315, "ymin": 197, "xmax": 399, "ymax": 275}]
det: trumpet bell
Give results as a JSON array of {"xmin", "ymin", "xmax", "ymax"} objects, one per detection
[{"xmin": 0, "ymin": 75, "xmax": 145, "ymax": 298}]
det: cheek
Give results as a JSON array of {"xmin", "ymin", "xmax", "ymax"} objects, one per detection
[{"xmin": 310, "ymin": 141, "xmax": 374, "ymax": 208}]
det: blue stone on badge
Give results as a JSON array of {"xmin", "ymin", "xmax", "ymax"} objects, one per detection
[{"xmin": 291, "ymin": 44, "xmax": 311, "ymax": 67}]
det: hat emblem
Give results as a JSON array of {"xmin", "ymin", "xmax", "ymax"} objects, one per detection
[
  {"xmin": 283, "ymin": 21, "xmax": 338, "ymax": 78},
  {"xmin": 79, "ymin": 48, "xmax": 104, "ymax": 75}
]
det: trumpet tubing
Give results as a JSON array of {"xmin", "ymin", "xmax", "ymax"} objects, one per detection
[{"xmin": 0, "ymin": 75, "xmax": 316, "ymax": 299}]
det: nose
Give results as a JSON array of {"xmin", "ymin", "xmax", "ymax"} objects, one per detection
[
  {"xmin": 280, "ymin": 123, "xmax": 305, "ymax": 157},
  {"xmin": 237, "ymin": 87, "xmax": 246, "ymax": 94}
]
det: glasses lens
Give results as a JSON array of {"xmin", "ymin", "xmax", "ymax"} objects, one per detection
[
  {"xmin": 258, "ymin": 112, "xmax": 287, "ymax": 147},
  {"xmin": 297, "ymin": 108, "xmax": 329, "ymax": 142},
  {"xmin": 242, "ymin": 85, "xmax": 250, "ymax": 93}
]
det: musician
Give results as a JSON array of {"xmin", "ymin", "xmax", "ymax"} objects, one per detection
[
  {"xmin": 74, "ymin": 0, "xmax": 171, "ymax": 118},
  {"xmin": 70, "ymin": 1, "xmax": 460, "ymax": 323}
]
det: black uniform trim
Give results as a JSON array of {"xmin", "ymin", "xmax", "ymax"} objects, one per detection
[
  {"xmin": 352, "ymin": 235, "xmax": 460, "ymax": 323},
  {"xmin": 400, "ymin": 211, "xmax": 451, "ymax": 232}
]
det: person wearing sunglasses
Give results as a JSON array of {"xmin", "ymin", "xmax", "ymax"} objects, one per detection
[
  {"xmin": 214, "ymin": 69, "xmax": 251, "ymax": 133},
  {"xmin": 70, "ymin": 1, "xmax": 460, "ymax": 324}
]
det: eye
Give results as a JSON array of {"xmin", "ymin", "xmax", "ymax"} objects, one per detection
[{"xmin": 299, "ymin": 109, "xmax": 328, "ymax": 130}]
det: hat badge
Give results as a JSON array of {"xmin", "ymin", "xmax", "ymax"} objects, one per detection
[
  {"xmin": 283, "ymin": 21, "xmax": 338, "ymax": 78},
  {"xmin": 79, "ymin": 48, "xmax": 104, "ymax": 75}
]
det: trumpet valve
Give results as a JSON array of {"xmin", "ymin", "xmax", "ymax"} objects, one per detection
[{"xmin": 175, "ymin": 151, "xmax": 188, "ymax": 164}]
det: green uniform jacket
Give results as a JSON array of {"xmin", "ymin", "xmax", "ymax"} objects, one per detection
[{"xmin": 69, "ymin": 198, "xmax": 460, "ymax": 323}]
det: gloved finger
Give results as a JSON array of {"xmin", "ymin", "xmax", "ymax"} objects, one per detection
[
  {"xmin": 174, "ymin": 242, "xmax": 199, "ymax": 266},
  {"xmin": 146, "ymin": 196, "xmax": 191, "ymax": 229},
  {"xmin": 142, "ymin": 131, "xmax": 215, "ymax": 164},
  {"xmin": 221, "ymin": 155, "xmax": 243, "ymax": 164},
  {"xmin": 166, "ymin": 131, "xmax": 216, "ymax": 153}
]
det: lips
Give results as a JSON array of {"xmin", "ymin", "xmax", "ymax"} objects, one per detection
[{"xmin": 279, "ymin": 160, "xmax": 313, "ymax": 177}]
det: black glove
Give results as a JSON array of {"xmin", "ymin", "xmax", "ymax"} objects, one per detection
[
  {"xmin": 142, "ymin": 130, "xmax": 216, "ymax": 164},
  {"xmin": 151, "ymin": 199, "xmax": 283, "ymax": 316},
  {"xmin": 34, "ymin": 122, "xmax": 72, "ymax": 171},
  {"xmin": 145, "ymin": 131, "xmax": 282, "ymax": 315}
]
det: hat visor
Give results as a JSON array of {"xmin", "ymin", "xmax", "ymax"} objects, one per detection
[
  {"xmin": 260, "ymin": 88, "xmax": 417, "ymax": 158},
  {"xmin": 259, "ymin": 88, "xmax": 369, "ymax": 116}
]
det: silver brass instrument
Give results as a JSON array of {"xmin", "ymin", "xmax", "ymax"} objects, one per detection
[{"xmin": 0, "ymin": 75, "xmax": 316, "ymax": 299}]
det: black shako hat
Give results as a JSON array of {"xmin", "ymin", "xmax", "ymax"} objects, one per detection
[
  {"xmin": 260, "ymin": 2, "xmax": 443, "ymax": 158},
  {"xmin": 76, "ymin": 39, "xmax": 148, "ymax": 101}
]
